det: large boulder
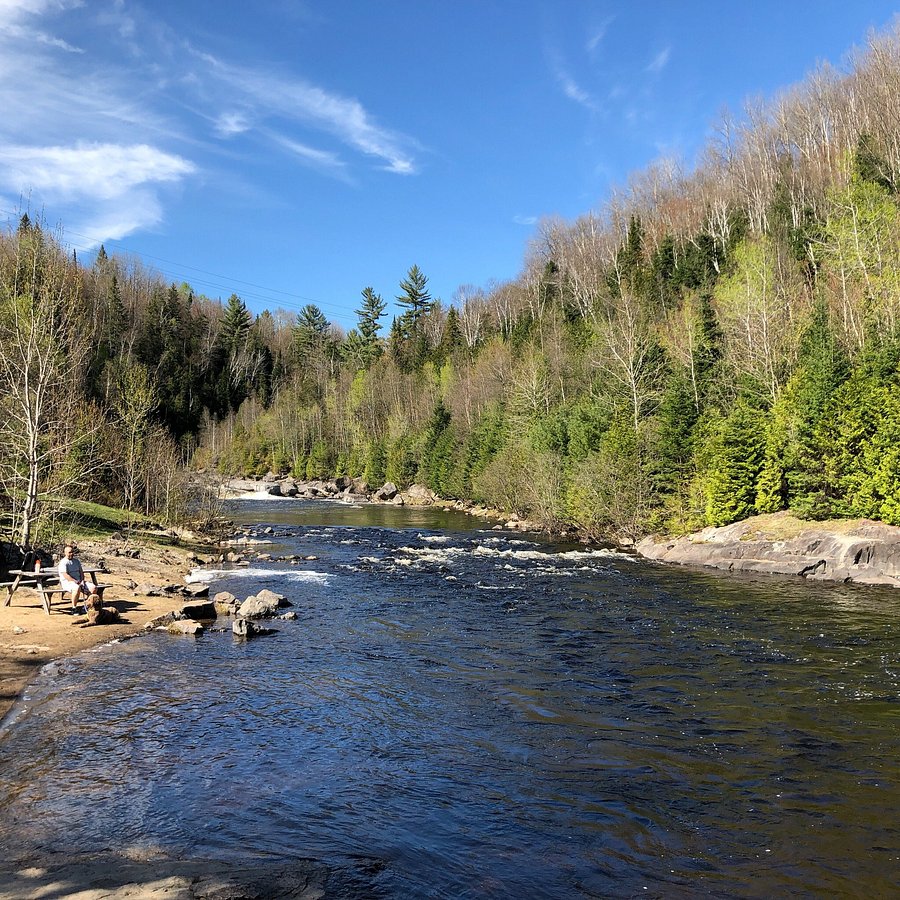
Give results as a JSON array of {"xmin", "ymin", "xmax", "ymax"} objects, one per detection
[
  {"xmin": 168, "ymin": 620, "xmax": 204, "ymax": 636},
  {"xmin": 236, "ymin": 588, "xmax": 289, "ymax": 619},
  {"xmin": 279, "ymin": 479, "xmax": 299, "ymax": 497},
  {"xmin": 256, "ymin": 588, "xmax": 291, "ymax": 608},
  {"xmin": 403, "ymin": 484, "xmax": 436, "ymax": 505},
  {"xmin": 351, "ymin": 477, "xmax": 370, "ymax": 496},
  {"xmin": 237, "ymin": 596, "xmax": 278, "ymax": 619},
  {"xmin": 266, "ymin": 483, "xmax": 283, "ymax": 497},
  {"xmin": 374, "ymin": 482, "xmax": 398, "ymax": 501},
  {"xmin": 180, "ymin": 600, "xmax": 218, "ymax": 621},
  {"xmin": 213, "ymin": 591, "xmax": 241, "ymax": 616}
]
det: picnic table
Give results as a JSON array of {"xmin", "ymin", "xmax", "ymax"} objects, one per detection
[{"xmin": 2, "ymin": 566, "xmax": 109, "ymax": 615}]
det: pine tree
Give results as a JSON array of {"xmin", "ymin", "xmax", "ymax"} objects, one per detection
[
  {"xmin": 396, "ymin": 265, "xmax": 433, "ymax": 325},
  {"xmin": 356, "ymin": 287, "xmax": 386, "ymax": 344}
]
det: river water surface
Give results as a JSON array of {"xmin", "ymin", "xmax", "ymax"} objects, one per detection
[{"xmin": 1, "ymin": 500, "xmax": 899, "ymax": 897}]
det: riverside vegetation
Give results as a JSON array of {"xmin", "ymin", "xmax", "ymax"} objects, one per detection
[{"xmin": 6, "ymin": 25, "xmax": 900, "ymax": 550}]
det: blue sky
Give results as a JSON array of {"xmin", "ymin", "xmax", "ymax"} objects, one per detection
[{"xmin": 1, "ymin": 1, "xmax": 897, "ymax": 330}]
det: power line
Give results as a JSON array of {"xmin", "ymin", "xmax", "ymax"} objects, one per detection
[{"xmin": 0, "ymin": 206, "xmax": 361, "ymax": 322}]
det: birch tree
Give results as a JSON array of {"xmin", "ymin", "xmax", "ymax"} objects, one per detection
[{"xmin": 0, "ymin": 222, "xmax": 96, "ymax": 547}]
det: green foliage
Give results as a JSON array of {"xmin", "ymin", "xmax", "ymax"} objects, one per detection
[
  {"xmin": 305, "ymin": 440, "xmax": 331, "ymax": 480},
  {"xmin": 694, "ymin": 400, "xmax": 767, "ymax": 527},
  {"xmin": 385, "ymin": 435, "xmax": 419, "ymax": 488},
  {"xmin": 565, "ymin": 420, "xmax": 653, "ymax": 540},
  {"xmin": 818, "ymin": 348, "xmax": 900, "ymax": 524},
  {"xmin": 363, "ymin": 439, "xmax": 387, "ymax": 486}
]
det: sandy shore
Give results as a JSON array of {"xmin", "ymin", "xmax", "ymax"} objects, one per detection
[{"xmin": 0, "ymin": 536, "xmax": 213, "ymax": 725}]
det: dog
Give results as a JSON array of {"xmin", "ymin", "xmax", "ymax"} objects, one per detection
[{"xmin": 71, "ymin": 594, "xmax": 122, "ymax": 627}]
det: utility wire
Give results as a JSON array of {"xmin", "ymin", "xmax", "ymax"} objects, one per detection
[{"xmin": 0, "ymin": 206, "xmax": 360, "ymax": 322}]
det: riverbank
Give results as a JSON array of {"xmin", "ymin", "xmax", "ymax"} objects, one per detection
[
  {"xmin": 0, "ymin": 535, "xmax": 213, "ymax": 724},
  {"xmin": 637, "ymin": 511, "xmax": 900, "ymax": 588}
]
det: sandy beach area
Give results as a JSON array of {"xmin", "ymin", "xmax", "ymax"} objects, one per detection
[{"xmin": 0, "ymin": 536, "xmax": 212, "ymax": 725}]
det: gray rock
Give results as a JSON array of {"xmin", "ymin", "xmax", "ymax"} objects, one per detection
[
  {"xmin": 403, "ymin": 484, "xmax": 436, "ymax": 505},
  {"xmin": 237, "ymin": 593, "xmax": 280, "ymax": 619},
  {"xmin": 184, "ymin": 584, "xmax": 210, "ymax": 597},
  {"xmin": 278, "ymin": 611, "xmax": 298, "ymax": 620},
  {"xmin": 266, "ymin": 483, "xmax": 283, "ymax": 496},
  {"xmin": 145, "ymin": 611, "xmax": 179, "ymax": 630},
  {"xmin": 255, "ymin": 588, "xmax": 291, "ymax": 608},
  {"xmin": 279, "ymin": 479, "xmax": 299, "ymax": 497},
  {"xmin": 180, "ymin": 600, "xmax": 218, "ymax": 620},
  {"xmin": 374, "ymin": 481, "xmax": 398, "ymax": 501},
  {"xmin": 134, "ymin": 583, "xmax": 163, "ymax": 597}
]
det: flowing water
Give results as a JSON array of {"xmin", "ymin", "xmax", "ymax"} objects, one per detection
[{"xmin": 1, "ymin": 500, "xmax": 899, "ymax": 897}]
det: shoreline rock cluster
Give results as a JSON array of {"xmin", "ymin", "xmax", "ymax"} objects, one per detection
[
  {"xmin": 223, "ymin": 476, "xmax": 551, "ymax": 533},
  {"xmin": 145, "ymin": 587, "xmax": 295, "ymax": 639}
]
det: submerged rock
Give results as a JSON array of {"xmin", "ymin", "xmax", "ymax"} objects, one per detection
[
  {"xmin": 167, "ymin": 620, "xmax": 204, "ymax": 636},
  {"xmin": 232, "ymin": 618, "xmax": 276, "ymax": 638}
]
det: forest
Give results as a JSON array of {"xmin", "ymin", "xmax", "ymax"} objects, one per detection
[{"xmin": 5, "ymin": 25, "xmax": 900, "ymax": 548}]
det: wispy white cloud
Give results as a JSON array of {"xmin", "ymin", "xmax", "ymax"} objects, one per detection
[
  {"xmin": 513, "ymin": 215, "xmax": 538, "ymax": 226},
  {"xmin": 265, "ymin": 131, "xmax": 351, "ymax": 181},
  {"xmin": 545, "ymin": 41, "xmax": 599, "ymax": 114},
  {"xmin": 215, "ymin": 111, "xmax": 252, "ymax": 137},
  {"xmin": 586, "ymin": 16, "xmax": 614, "ymax": 55},
  {"xmin": 647, "ymin": 47, "xmax": 671, "ymax": 74},
  {"xmin": 0, "ymin": 0, "xmax": 420, "ymax": 251},
  {"xmin": 198, "ymin": 52, "xmax": 418, "ymax": 174}
]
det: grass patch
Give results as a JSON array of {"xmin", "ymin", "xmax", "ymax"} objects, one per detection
[{"xmin": 737, "ymin": 512, "xmax": 871, "ymax": 542}]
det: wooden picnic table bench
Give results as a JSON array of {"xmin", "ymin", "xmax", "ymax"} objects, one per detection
[{"xmin": 3, "ymin": 566, "xmax": 109, "ymax": 615}]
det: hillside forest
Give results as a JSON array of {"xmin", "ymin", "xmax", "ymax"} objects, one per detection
[{"xmin": 5, "ymin": 25, "xmax": 900, "ymax": 548}]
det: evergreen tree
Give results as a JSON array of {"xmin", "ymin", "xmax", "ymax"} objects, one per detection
[
  {"xmin": 396, "ymin": 264, "xmax": 433, "ymax": 325},
  {"xmin": 220, "ymin": 293, "xmax": 252, "ymax": 352},
  {"xmin": 293, "ymin": 303, "xmax": 329, "ymax": 360},
  {"xmin": 356, "ymin": 286, "xmax": 386, "ymax": 344}
]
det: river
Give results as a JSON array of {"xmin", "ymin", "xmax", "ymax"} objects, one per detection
[{"xmin": 0, "ymin": 500, "xmax": 898, "ymax": 898}]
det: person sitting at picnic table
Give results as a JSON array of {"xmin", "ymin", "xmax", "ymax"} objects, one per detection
[{"xmin": 58, "ymin": 544, "xmax": 97, "ymax": 614}]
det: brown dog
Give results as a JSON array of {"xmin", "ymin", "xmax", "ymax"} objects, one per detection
[{"xmin": 71, "ymin": 594, "xmax": 122, "ymax": 627}]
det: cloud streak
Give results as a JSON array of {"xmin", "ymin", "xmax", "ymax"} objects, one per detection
[
  {"xmin": 647, "ymin": 47, "xmax": 671, "ymax": 74},
  {"xmin": 199, "ymin": 52, "xmax": 418, "ymax": 174}
]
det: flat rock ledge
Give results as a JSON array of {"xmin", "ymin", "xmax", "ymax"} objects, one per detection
[{"xmin": 636, "ymin": 512, "xmax": 900, "ymax": 588}]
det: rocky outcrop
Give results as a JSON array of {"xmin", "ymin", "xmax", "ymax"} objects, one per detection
[{"xmin": 636, "ymin": 513, "xmax": 900, "ymax": 587}]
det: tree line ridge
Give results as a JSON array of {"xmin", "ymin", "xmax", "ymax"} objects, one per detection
[{"xmin": 5, "ymin": 23, "xmax": 900, "ymax": 546}]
